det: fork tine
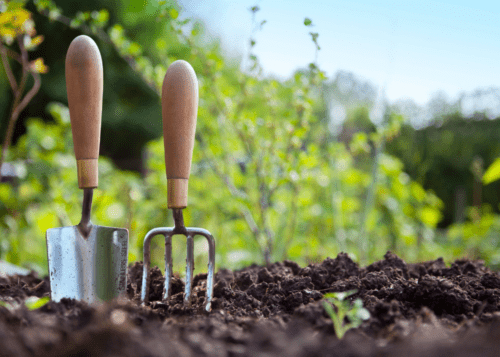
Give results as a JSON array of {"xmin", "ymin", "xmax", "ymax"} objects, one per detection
[
  {"xmin": 189, "ymin": 228, "xmax": 216, "ymax": 312},
  {"xmin": 141, "ymin": 235, "xmax": 152, "ymax": 305},
  {"xmin": 184, "ymin": 234, "xmax": 195, "ymax": 306},
  {"xmin": 141, "ymin": 227, "xmax": 172, "ymax": 305},
  {"xmin": 204, "ymin": 232, "xmax": 216, "ymax": 312},
  {"xmin": 163, "ymin": 233, "xmax": 173, "ymax": 300}
]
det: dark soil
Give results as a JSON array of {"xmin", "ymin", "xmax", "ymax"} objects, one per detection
[{"xmin": 1, "ymin": 252, "xmax": 500, "ymax": 356}]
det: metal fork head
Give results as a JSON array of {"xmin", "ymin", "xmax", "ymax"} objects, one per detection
[{"xmin": 141, "ymin": 209, "xmax": 215, "ymax": 312}]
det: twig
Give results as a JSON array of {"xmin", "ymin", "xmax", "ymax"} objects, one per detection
[
  {"xmin": 0, "ymin": 44, "xmax": 18, "ymax": 91},
  {"xmin": 189, "ymin": 45, "xmax": 273, "ymax": 258},
  {"xmin": 282, "ymin": 183, "xmax": 299, "ymax": 258},
  {"xmin": 10, "ymin": 71, "xmax": 40, "ymax": 124},
  {"xmin": 255, "ymin": 158, "xmax": 274, "ymax": 264},
  {"xmin": 4, "ymin": 47, "xmax": 22, "ymax": 63},
  {"xmin": 196, "ymin": 133, "xmax": 248, "ymax": 200}
]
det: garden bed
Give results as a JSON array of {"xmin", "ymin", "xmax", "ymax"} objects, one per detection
[{"xmin": 1, "ymin": 252, "xmax": 500, "ymax": 356}]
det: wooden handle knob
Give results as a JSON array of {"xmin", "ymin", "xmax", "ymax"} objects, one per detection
[
  {"xmin": 65, "ymin": 35, "xmax": 103, "ymax": 189},
  {"xmin": 162, "ymin": 60, "xmax": 198, "ymax": 209}
]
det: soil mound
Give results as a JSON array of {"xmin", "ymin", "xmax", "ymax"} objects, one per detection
[{"xmin": 1, "ymin": 252, "xmax": 500, "ymax": 356}]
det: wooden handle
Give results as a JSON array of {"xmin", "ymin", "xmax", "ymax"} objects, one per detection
[
  {"xmin": 162, "ymin": 60, "xmax": 198, "ymax": 209},
  {"xmin": 65, "ymin": 35, "xmax": 103, "ymax": 189}
]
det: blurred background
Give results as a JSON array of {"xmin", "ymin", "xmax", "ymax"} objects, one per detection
[{"xmin": 1, "ymin": 0, "xmax": 500, "ymax": 275}]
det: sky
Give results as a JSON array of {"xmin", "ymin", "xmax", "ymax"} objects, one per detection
[{"xmin": 178, "ymin": 0, "xmax": 499, "ymax": 106}]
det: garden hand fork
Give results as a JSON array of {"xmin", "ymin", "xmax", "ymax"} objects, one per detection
[{"xmin": 141, "ymin": 60, "xmax": 215, "ymax": 312}]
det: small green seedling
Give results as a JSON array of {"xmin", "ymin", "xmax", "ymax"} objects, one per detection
[{"xmin": 322, "ymin": 290, "xmax": 370, "ymax": 339}]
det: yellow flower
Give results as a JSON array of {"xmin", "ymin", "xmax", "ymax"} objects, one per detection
[
  {"xmin": 30, "ymin": 58, "xmax": 48, "ymax": 74},
  {"xmin": 0, "ymin": 8, "xmax": 32, "ymax": 40}
]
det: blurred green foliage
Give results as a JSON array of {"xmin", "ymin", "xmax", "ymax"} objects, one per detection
[
  {"xmin": 0, "ymin": 0, "xmax": 498, "ymax": 276},
  {"xmin": 447, "ymin": 205, "xmax": 500, "ymax": 269},
  {"xmin": 483, "ymin": 157, "xmax": 500, "ymax": 185},
  {"xmin": 386, "ymin": 113, "xmax": 500, "ymax": 227}
]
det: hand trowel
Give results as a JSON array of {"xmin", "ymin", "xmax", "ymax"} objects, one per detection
[{"xmin": 46, "ymin": 35, "xmax": 129, "ymax": 303}]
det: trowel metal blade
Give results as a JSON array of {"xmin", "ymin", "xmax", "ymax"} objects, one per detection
[{"xmin": 46, "ymin": 225, "xmax": 128, "ymax": 303}]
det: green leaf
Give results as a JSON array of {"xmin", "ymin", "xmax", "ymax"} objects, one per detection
[
  {"xmin": 483, "ymin": 157, "xmax": 500, "ymax": 185},
  {"xmin": 95, "ymin": 9, "xmax": 109, "ymax": 25},
  {"xmin": 24, "ymin": 296, "xmax": 50, "ymax": 310},
  {"xmin": 304, "ymin": 18, "xmax": 312, "ymax": 26},
  {"xmin": 127, "ymin": 42, "xmax": 141, "ymax": 56},
  {"xmin": 33, "ymin": 0, "xmax": 49, "ymax": 11},
  {"xmin": 69, "ymin": 18, "xmax": 81, "ymax": 28},
  {"xmin": 419, "ymin": 207, "xmax": 442, "ymax": 227},
  {"xmin": 169, "ymin": 8, "xmax": 179, "ymax": 19},
  {"xmin": 322, "ymin": 300, "xmax": 335, "ymax": 318}
]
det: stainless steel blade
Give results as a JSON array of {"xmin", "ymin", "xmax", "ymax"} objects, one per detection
[{"xmin": 46, "ymin": 225, "xmax": 128, "ymax": 303}]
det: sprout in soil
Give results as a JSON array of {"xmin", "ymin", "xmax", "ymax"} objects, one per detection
[{"xmin": 322, "ymin": 290, "xmax": 370, "ymax": 339}]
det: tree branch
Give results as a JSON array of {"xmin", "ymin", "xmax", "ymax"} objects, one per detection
[
  {"xmin": 10, "ymin": 71, "xmax": 41, "ymax": 125},
  {"xmin": 282, "ymin": 183, "xmax": 299, "ymax": 258},
  {"xmin": 4, "ymin": 47, "xmax": 22, "ymax": 63},
  {"xmin": 37, "ymin": 9, "xmax": 159, "ymax": 94},
  {"xmin": 0, "ymin": 36, "xmax": 42, "ymax": 182}
]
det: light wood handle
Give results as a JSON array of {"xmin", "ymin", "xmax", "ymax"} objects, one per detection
[
  {"xmin": 65, "ymin": 35, "xmax": 103, "ymax": 189},
  {"xmin": 162, "ymin": 60, "xmax": 198, "ymax": 209}
]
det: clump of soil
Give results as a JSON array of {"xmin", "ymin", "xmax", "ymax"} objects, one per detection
[{"xmin": 1, "ymin": 252, "xmax": 500, "ymax": 356}]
